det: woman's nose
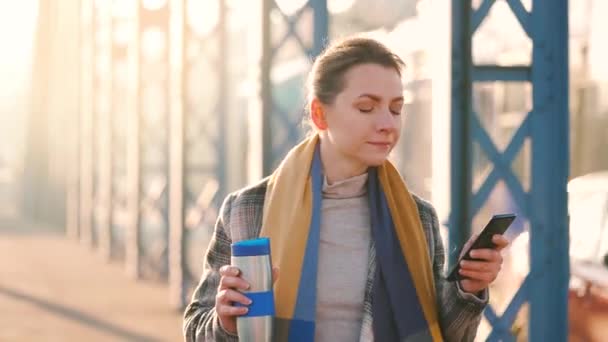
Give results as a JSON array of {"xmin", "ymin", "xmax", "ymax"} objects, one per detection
[{"xmin": 376, "ymin": 110, "xmax": 397, "ymax": 131}]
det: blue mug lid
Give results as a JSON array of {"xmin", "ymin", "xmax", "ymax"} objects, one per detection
[{"xmin": 231, "ymin": 237, "xmax": 271, "ymax": 257}]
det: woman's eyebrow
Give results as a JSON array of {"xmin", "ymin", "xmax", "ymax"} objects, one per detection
[{"xmin": 357, "ymin": 94, "xmax": 404, "ymax": 102}]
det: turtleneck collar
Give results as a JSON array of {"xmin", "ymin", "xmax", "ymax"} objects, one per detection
[{"xmin": 322, "ymin": 172, "xmax": 368, "ymax": 199}]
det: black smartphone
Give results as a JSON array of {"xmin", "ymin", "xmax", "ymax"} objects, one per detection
[{"xmin": 446, "ymin": 213, "xmax": 516, "ymax": 282}]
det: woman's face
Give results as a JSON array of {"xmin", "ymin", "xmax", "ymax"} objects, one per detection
[{"xmin": 320, "ymin": 63, "xmax": 404, "ymax": 167}]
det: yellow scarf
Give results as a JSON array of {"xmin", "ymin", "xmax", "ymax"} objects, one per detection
[{"xmin": 260, "ymin": 135, "xmax": 442, "ymax": 340}]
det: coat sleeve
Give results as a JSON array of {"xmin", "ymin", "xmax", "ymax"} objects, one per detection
[
  {"xmin": 425, "ymin": 203, "xmax": 489, "ymax": 342},
  {"xmin": 183, "ymin": 193, "xmax": 239, "ymax": 342}
]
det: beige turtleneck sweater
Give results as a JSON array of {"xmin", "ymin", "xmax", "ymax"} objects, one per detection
[{"xmin": 315, "ymin": 173, "xmax": 371, "ymax": 342}]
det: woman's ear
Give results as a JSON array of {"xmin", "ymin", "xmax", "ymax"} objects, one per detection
[{"xmin": 310, "ymin": 98, "xmax": 328, "ymax": 130}]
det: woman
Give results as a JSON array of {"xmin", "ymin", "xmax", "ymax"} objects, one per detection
[{"xmin": 184, "ymin": 36, "xmax": 509, "ymax": 342}]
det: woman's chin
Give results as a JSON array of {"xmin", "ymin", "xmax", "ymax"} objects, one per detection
[{"xmin": 361, "ymin": 154, "xmax": 390, "ymax": 167}]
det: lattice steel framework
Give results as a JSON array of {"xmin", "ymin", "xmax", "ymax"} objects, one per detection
[
  {"xmin": 114, "ymin": 0, "xmax": 139, "ymax": 279},
  {"xmin": 168, "ymin": 0, "xmax": 229, "ymax": 308},
  {"xmin": 135, "ymin": 0, "xmax": 171, "ymax": 280},
  {"xmin": 109, "ymin": 1, "xmax": 135, "ymax": 261},
  {"xmin": 450, "ymin": 0, "xmax": 569, "ymax": 340},
  {"xmin": 92, "ymin": 0, "xmax": 113, "ymax": 260},
  {"xmin": 261, "ymin": 0, "xmax": 328, "ymax": 175},
  {"xmin": 79, "ymin": 0, "xmax": 95, "ymax": 247}
]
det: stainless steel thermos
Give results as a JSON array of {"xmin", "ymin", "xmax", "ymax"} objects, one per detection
[{"xmin": 231, "ymin": 237, "xmax": 274, "ymax": 342}]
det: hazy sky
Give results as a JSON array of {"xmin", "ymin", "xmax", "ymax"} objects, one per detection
[
  {"xmin": 0, "ymin": 0, "xmax": 38, "ymax": 93},
  {"xmin": 0, "ymin": 0, "xmax": 38, "ymax": 166}
]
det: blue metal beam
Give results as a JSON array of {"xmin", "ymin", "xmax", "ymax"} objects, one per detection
[
  {"xmin": 472, "ymin": 65, "xmax": 531, "ymax": 82},
  {"xmin": 471, "ymin": 114, "xmax": 531, "ymax": 216},
  {"xmin": 505, "ymin": 0, "xmax": 532, "ymax": 38},
  {"xmin": 486, "ymin": 275, "xmax": 530, "ymax": 341},
  {"xmin": 528, "ymin": 0, "xmax": 570, "ymax": 340},
  {"xmin": 449, "ymin": 0, "xmax": 474, "ymax": 268},
  {"xmin": 472, "ymin": 0, "xmax": 496, "ymax": 33},
  {"xmin": 471, "ymin": 114, "xmax": 530, "ymax": 217},
  {"xmin": 311, "ymin": 0, "xmax": 329, "ymax": 57},
  {"xmin": 451, "ymin": 0, "xmax": 569, "ymax": 340}
]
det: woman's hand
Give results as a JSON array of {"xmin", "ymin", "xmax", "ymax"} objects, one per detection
[
  {"xmin": 458, "ymin": 234, "xmax": 509, "ymax": 294},
  {"xmin": 215, "ymin": 265, "xmax": 279, "ymax": 334}
]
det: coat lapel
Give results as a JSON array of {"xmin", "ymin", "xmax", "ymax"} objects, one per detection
[{"xmin": 359, "ymin": 241, "xmax": 376, "ymax": 342}]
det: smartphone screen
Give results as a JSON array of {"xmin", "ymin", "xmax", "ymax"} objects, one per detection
[{"xmin": 446, "ymin": 213, "xmax": 516, "ymax": 282}]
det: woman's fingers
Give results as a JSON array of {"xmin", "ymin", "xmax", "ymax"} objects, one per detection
[
  {"xmin": 220, "ymin": 265, "xmax": 278, "ymax": 288},
  {"xmin": 461, "ymin": 234, "xmax": 510, "ymax": 259},
  {"xmin": 217, "ymin": 288, "xmax": 252, "ymax": 306},
  {"xmin": 217, "ymin": 301, "xmax": 249, "ymax": 316},
  {"xmin": 217, "ymin": 264, "xmax": 278, "ymax": 319},
  {"xmin": 460, "ymin": 260, "xmax": 500, "ymax": 273},
  {"xmin": 272, "ymin": 266, "xmax": 280, "ymax": 284},
  {"xmin": 219, "ymin": 265, "xmax": 241, "ymax": 277},
  {"xmin": 459, "ymin": 233, "xmax": 479, "ymax": 259},
  {"xmin": 459, "ymin": 268, "xmax": 495, "ymax": 282},
  {"xmin": 219, "ymin": 265, "xmax": 250, "ymax": 290},
  {"xmin": 459, "ymin": 234, "xmax": 509, "ymax": 293},
  {"xmin": 216, "ymin": 288, "xmax": 250, "ymax": 318},
  {"xmin": 219, "ymin": 275, "xmax": 250, "ymax": 291},
  {"xmin": 492, "ymin": 234, "xmax": 510, "ymax": 250},
  {"xmin": 215, "ymin": 264, "xmax": 259, "ymax": 333},
  {"xmin": 468, "ymin": 248, "xmax": 502, "ymax": 262},
  {"xmin": 459, "ymin": 251, "xmax": 501, "ymax": 285}
]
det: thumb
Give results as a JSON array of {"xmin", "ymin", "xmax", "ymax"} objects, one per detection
[
  {"xmin": 272, "ymin": 266, "xmax": 280, "ymax": 284},
  {"xmin": 460, "ymin": 233, "xmax": 478, "ymax": 259}
]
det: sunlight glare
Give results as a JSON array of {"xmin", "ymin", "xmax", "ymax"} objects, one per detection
[
  {"xmin": 187, "ymin": 0, "xmax": 219, "ymax": 37},
  {"xmin": 327, "ymin": 0, "xmax": 355, "ymax": 14},
  {"xmin": 275, "ymin": 0, "xmax": 308, "ymax": 17}
]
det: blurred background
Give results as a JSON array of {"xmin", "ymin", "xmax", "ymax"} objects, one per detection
[{"xmin": 0, "ymin": 0, "xmax": 607, "ymax": 341}]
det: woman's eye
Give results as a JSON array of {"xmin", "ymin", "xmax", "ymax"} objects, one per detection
[
  {"xmin": 358, "ymin": 106, "xmax": 374, "ymax": 113},
  {"xmin": 390, "ymin": 105, "xmax": 403, "ymax": 115}
]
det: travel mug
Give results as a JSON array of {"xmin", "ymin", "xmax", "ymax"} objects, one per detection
[{"xmin": 231, "ymin": 237, "xmax": 274, "ymax": 342}]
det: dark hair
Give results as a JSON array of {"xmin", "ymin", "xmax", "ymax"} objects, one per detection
[{"xmin": 304, "ymin": 36, "xmax": 406, "ymax": 131}]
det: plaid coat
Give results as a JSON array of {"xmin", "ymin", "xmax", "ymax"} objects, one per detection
[{"xmin": 183, "ymin": 178, "xmax": 487, "ymax": 342}]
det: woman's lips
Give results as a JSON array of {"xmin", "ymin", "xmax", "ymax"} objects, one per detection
[{"xmin": 367, "ymin": 142, "xmax": 391, "ymax": 148}]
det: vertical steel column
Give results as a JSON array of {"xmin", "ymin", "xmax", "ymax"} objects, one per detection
[
  {"xmin": 109, "ymin": 1, "xmax": 134, "ymax": 261},
  {"xmin": 94, "ymin": 1, "xmax": 114, "ymax": 260},
  {"xmin": 217, "ymin": 1, "xmax": 228, "ymax": 203},
  {"xmin": 69, "ymin": 0, "xmax": 86, "ymax": 240},
  {"xmin": 66, "ymin": 112, "xmax": 80, "ymax": 239},
  {"xmin": 126, "ymin": 0, "xmax": 141, "ymax": 279},
  {"xmin": 449, "ymin": 0, "xmax": 474, "ymax": 268},
  {"xmin": 79, "ymin": 0, "xmax": 95, "ymax": 247},
  {"xmin": 311, "ymin": 0, "xmax": 328, "ymax": 57},
  {"xmin": 261, "ymin": 0, "xmax": 273, "ymax": 176},
  {"xmin": 137, "ymin": 0, "xmax": 171, "ymax": 280},
  {"xmin": 528, "ymin": 1, "xmax": 570, "ymax": 340},
  {"xmin": 168, "ymin": 0, "xmax": 185, "ymax": 309}
]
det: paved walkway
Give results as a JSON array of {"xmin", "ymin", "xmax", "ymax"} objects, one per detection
[{"xmin": 0, "ymin": 214, "xmax": 184, "ymax": 342}]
